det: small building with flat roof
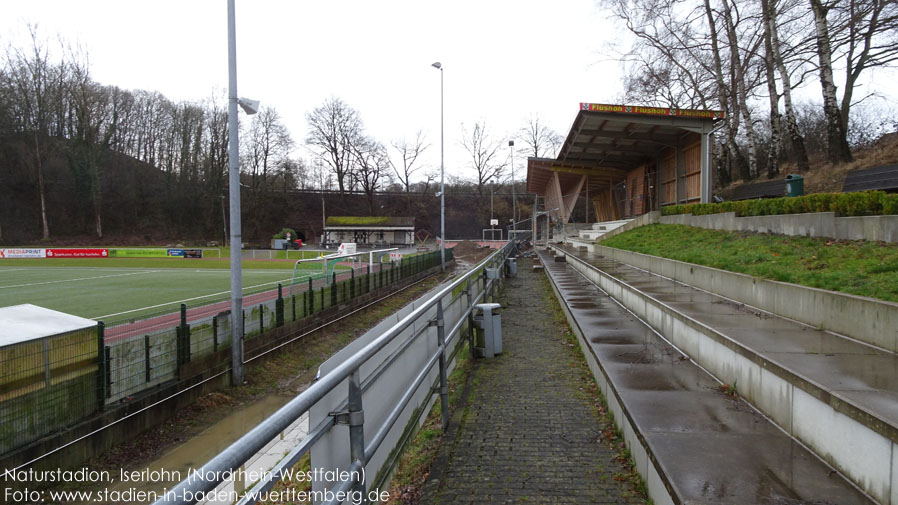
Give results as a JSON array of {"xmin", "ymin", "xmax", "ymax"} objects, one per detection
[{"xmin": 323, "ymin": 216, "xmax": 415, "ymax": 247}]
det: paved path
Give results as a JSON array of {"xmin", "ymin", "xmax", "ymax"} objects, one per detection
[{"xmin": 420, "ymin": 257, "xmax": 642, "ymax": 505}]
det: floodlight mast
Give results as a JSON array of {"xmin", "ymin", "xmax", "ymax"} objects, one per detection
[
  {"xmin": 227, "ymin": 0, "xmax": 258, "ymax": 386},
  {"xmin": 432, "ymin": 61, "xmax": 445, "ymax": 272},
  {"xmin": 509, "ymin": 140, "xmax": 516, "ymax": 240}
]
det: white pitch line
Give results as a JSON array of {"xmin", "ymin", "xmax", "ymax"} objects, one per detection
[
  {"xmin": 92, "ymin": 277, "xmax": 292, "ymax": 320},
  {"xmin": 0, "ymin": 270, "xmax": 161, "ymax": 290}
]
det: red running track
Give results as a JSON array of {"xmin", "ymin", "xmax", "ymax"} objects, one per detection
[{"xmin": 104, "ymin": 265, "xmax": 382, "ymax": 343}]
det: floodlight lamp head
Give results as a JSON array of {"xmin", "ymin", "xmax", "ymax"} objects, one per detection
[
  {"xmin": 431, "ymin": 62, "xmax": 442, "ymax": 70},
  {"xmin": 237, "ymin": 97, "xmax": 260, "ymax": 115},
  {"xmin": 508, "ymin": 140, "xmax": 514, "ymax": 147}
]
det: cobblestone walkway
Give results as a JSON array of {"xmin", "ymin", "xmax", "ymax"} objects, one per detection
[{"xmin": 419, "ymin": 257, "xmax": 642, "ymax": 505}]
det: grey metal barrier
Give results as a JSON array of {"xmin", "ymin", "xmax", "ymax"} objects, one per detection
[{"xmin": 152, "ymin": 242, "xmax": 511, "ymax": 505}]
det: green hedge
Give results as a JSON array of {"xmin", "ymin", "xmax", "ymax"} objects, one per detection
[{"xmin": 662, "ymin": 191, "xmax": 898, "ymax": 218}]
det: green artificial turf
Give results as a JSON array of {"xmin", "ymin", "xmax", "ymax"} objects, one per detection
[
  {"xmin": 0, "ymin": 267, "xmax": 304, "ymax": 320},
  {"xmin": 600, "ymin": 224, "xmax": 898, "ymax": 303}
]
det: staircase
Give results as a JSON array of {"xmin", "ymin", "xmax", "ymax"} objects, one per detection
[
  {"xmin": 543, "ymin": 244, "xmax": 898, "ymax": 504},
  {"xmin": 565, "ymin": 219, "xmax": 632, "ymax": 251}
]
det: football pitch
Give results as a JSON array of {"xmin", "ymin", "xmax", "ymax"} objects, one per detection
[{"xmin": 0, "ymin": 261, "xmax": 324, "ymax": 322}]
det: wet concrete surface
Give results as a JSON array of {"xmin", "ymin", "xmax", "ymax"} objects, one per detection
[
  {"xmin": 562, "ymin": 245, "xmax": 898, "ymax": 443},
  {"xmin": 541, "ymin": 249, "xmax": 873, "ymax": 505}
]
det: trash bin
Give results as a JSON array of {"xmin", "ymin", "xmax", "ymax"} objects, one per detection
[
  {"xmin": 786, "ymin": 174, "xmax": 804, "ymax": 197},
  {"xmin": 505, "ymin": 257, "xmax": 517, "ymax": 278},
  {"xmin": 473, "ymin": 303, "xmax": 502, "ymax": 358}
]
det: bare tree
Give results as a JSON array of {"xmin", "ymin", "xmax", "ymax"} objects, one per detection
[
  {"xmin": 352, "ymin": 138, "xmax": 390, "ymax": 214},
  {"xmin": 460, "ymin": 121, "xmax": 507, "ymax": 197},
  {"xmin": 810, "ymin": 0, "xmax": 898, "ymax": 163},
  {"xmin": 306, "ymin": 97, "xmax": 364, "ymax": 196},
  {"xmin": 388, "ymin": 130, "xmax": 429, "ymax": 193},
  {"xmin": 517, "ymin": 115, "xmax": 562, "ymax": 158},
  {"xmin": 766, "ymin": 0, "xmax": 811, "ymax": 171},
  {"xmin": 810, "ymin": 0, "xmax": 852, "ymax": 163},
  {"xmin": 4, "ymin": 25, "xmax": 56, "ymax": 239}
]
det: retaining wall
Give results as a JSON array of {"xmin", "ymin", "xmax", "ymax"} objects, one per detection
[{"xmin": 657, "ymin": 211, "xmax": 898, "ymax": 243}]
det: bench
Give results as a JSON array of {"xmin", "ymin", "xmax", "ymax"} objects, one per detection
[
  {"xmin": 842, "ymin": 164, "xmax": 898, "ymax": 193},
  {"xmin": 731, "ymin": 178, "xmax": 785, "ymax": 200}
]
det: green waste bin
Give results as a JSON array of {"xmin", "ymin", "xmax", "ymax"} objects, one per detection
[{"xmin": 786, "ymin": 174, "xmax": 804, "ymax": 197}]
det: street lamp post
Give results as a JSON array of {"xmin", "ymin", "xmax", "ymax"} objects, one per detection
[
  {"xmin": 227, "ymin": 0, "xmax": 259, "ymax": 386},
  {"xmin": 432, "ymin": 62, "xmax": 445, "ymax": 272},
  {"xmin": 509, "ymin": 140, "xmax": 516, "ymax": 241}
]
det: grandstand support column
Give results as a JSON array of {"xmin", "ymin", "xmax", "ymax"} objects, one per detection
[
  {"xmin": 701, "ymin": 127, "xmax": 711, "ymax": 203},
  {"xmin": 227, "ymin": 0, "xmax": 244, "ymax": 386}
]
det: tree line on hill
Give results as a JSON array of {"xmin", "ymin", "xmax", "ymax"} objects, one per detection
[{"xmin": 0, "ymin": 26, "xmax": 557, "ymax": 244}]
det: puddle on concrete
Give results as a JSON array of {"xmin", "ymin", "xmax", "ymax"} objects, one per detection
[{"xmin": 104, "ymin": 393, "xmax": 295, "ymax": 503}]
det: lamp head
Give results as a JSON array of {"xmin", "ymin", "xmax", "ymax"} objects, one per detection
[
  {"xmin": 237, "ymin": 97, "xmax": 260, "ymax": 115},
  {"xmin": 431, "ymin": 62, "xmax": 442, "ymax": 70}
]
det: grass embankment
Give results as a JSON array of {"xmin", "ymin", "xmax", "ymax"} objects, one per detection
[{"xmin": 601, "ymin": 224, "xmax": 898, "ymax": 302}]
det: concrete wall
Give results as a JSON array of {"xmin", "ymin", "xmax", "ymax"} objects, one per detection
[
  {"xmin": 659, "ymin": 211, "xmax": 898, "ymax": 243},
  {"xmin": 594, "ymin": 244, "xmax": 898, "ymax": 354}
]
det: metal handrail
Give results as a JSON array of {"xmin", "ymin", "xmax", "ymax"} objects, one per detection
[{"xmin": 153, "ymin": 241, "xmax": 513, "ymax": 505}]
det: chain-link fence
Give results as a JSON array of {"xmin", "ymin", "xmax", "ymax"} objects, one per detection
[{"xmin": 0, "ymin": 325, "xmax": 100, "ymax": 454}]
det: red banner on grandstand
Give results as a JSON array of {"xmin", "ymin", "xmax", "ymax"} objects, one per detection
[{"xmin": 46, "ymin": 248, "xmax": 109, "ymax": 258}]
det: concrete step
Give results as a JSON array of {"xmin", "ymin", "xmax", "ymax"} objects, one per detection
[
  {"xmin": 552, "ymin": 245, "xmax": 897, "ymax": 504},
  {"xmin": 591, "ymin": 219, "xmax": 632, "ymax": 232},
  {"xmin": 564, "ymin": 236, "xmax": 597, "ymax": 252},
  {"xmin": 539, "ymin": 249, "xmax": 873, "ymax": 505},
  {"xmin": 577, "ymin": 219, "xmax": 634, "ymax": 241}
]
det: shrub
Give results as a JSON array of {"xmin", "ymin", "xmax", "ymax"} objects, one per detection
[
  {"xmin": 660, "ymin": 191, "xmax": 897, "ymax": 218},
  {"xmin": 272, "ymin": 227, "xmax": 297, "ymax": 240}
]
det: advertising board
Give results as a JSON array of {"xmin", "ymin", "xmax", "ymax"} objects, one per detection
[
  {"xmin": 0, "ymin": 248, "xmax": 47, "ymax": 259},
  {"xmin": 46, "ymin": 249, "xmax": 109, "ymax": 258},
  {"xmin": 108, "ymin": 248, "xmax": 168, "ymax": 258}
]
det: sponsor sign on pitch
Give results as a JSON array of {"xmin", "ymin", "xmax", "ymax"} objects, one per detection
[
  {"xmin": 108, "ymin": 248, "xmax": 168, "ymax": 258},
  {"xmin": 0, "ymin": 248, "xmax": 47, "ymax": 259},
  {"xmin": 46, "ymin": 249, "xmax": 109, "ymax": 258}
]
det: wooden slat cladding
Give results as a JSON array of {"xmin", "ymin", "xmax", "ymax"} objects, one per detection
[
  {"xmin": 684, "ymin": 142, "xmax": 702, "ymax": 202},
  {"xmin": 661, "ymin": 153, "xmax": 676, "ymax": 205}
]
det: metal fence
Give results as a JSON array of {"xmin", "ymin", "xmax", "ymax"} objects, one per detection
[
  {"xmin": 0, "ymin": 326, "xmax": 99, "ymax": 454},
  {"xmin": 0, "ymin": 249, "xmax": 450, "ymax": 459},
  {"xmin": 153, "ymin": 241, "xmax": 513, "ymax": 505}
]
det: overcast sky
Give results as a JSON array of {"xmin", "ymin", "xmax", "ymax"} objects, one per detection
[
  {"xmin": 1, "ymin": 0, "xmax": 630, "ymax": 183},
  {"xmin": 4, "ymin": 1, "xmax": 896, "ymax": 185}
]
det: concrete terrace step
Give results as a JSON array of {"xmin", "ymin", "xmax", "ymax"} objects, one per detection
[
  {"xmin": 565, "ymin": 236, "xmax": 597, "ymax": 252},
  {"xmin": 578, "ymin": 219, "xmax": 634, "ymax": 240},
  {"xmin": 552, "ymin": 245, "xmax": 898, "ymax": 504},
  {"xmin": 538, "ymin": 249, "xmax": 872, "ymax": 505}
]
